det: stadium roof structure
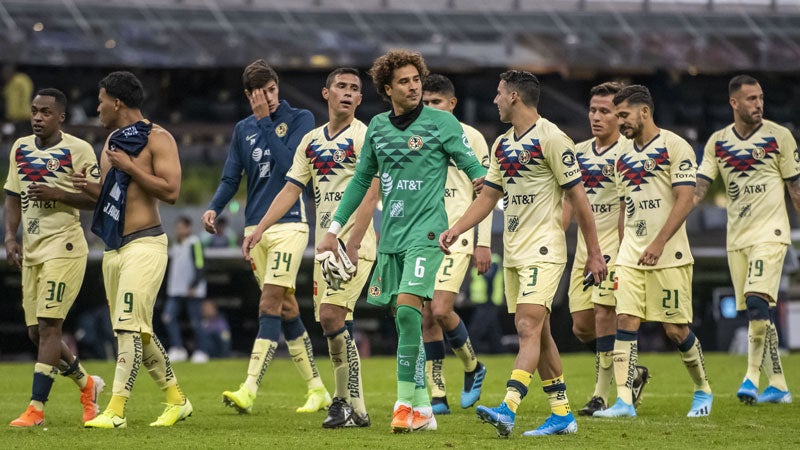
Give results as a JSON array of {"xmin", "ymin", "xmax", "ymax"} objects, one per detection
[{"xmin": 2, "ymin": 0, "xmax": 800, "ymax": 72}]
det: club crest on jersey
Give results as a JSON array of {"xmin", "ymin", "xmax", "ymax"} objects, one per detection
[
  {"xmin": 332, "ymin": 149, "xmax": 347, "ymax": 163},
  {"xmin": 408, "ymin": 135, "xmax": 423, "ymax": 151},
  {"xmin": 752, "ymin": 147, "xmax": 766, "ymax": 160},
  {"xmin": 46, "ymin": 158, "xmax": 61, "ymax": 172},
  {"xmin": 644, "ymin": 158, "xmax": 656, "ymax": 172},
  {"xmin": 518, "ymin": 149, "xmax": 531, "ymax": 164},
  {"xmin": 275, "ymin": 123, "xmax": 288, "ymax": 138},
  {"xmin": 602, "ymin": 163, "xmax": 614, "ymax": 178},
  {"xmin": 561, "ymin": 151, "xmax": 576, "ymax": 166},
  {"xmin": 368, "ymin": 285, "xmax": 381, "ymax": 297}
]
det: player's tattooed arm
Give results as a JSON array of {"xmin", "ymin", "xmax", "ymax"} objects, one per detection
[
  {"xmin": 694, "ymin": 177, "xmax": 710, "ymax": 207},
  {"xmin": 787, "ymin": 176, "xmax": 800, "ymax": 213}
]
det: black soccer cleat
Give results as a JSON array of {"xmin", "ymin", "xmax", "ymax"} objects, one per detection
[
  {"xmin": 578, "ymin": 396, "xmax": 606, "ymax": 416},
  {"xmin": 345, "ymin": 411, "xmax": 371, "ymax": 428},
  {"xmin": 631, "ymin": 365, "xmax": 650, "ymax": 408},
  {"xmin": 322, "ymin": 397, "xmax": 354, "ymax": 429}
]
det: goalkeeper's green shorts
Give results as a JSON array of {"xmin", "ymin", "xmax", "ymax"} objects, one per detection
[{"xmin": 366, "ymin": 246, "xmax": 444, "ymax": 307}]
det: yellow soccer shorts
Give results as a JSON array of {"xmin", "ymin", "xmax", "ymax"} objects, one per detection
[
  {"xmin": 22, "ymin": 256, "xmax": 87, "ymax": 326},
  {"xmin": 103, "ymin": 235, "xmax": 168, "ymax": 335},
  {"xmin": 504, "ymin": 262, "xmax": 565, "ymax": 314},
  {"xmin": 728, "ymin": 242, "xmax": 786, "ymax": 310},
  {"xmin": 313, "ymin": 257, "xmax": 375, "ymax": 321},
  {"xmin": 615, "ymin": 264, "xmax": 693, "ymax": 323},
  {"xmin": 568, "ymin": 263, "xmax": 617, "ymax": 313},
  {"xmin": 434, "ymin": 252, "xmax": 471, "ymax": 294},
  {"xmin": 245, "ymin": 223, "xmax": 308, "ymax": 293}
]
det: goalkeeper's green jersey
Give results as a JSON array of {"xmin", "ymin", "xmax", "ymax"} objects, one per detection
[{"xmin": 333, "ymin": 104, "xmax": 486, "ymax": 253}]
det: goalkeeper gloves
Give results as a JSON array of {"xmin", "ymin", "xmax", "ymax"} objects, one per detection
[{"xmin": 314, "ymin": 239, "xmax": 356, "ymax": 291}]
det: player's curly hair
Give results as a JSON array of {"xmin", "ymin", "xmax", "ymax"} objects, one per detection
[{"xmin": 369, "ymin": 49, "xmax": 429, "ymax": 103}]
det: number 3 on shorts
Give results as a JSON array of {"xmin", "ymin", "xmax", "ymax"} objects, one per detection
[{"xmin": 414, "ymin": 257, "xmax": 426, "ymax": 278}]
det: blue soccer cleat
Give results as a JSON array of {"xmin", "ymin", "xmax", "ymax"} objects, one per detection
[
  {"xmin": 592, "ymin": 397, "xmax": 636, "ymax": 418},
  {"xmin": 431, "ymin": 397, "xmax": 451, "ymax": 415},
  {"xmin": 737, "ymin": 379, "xmax": 758, "ymax": 405},
  {"xmin": 476, "ymin": 402, "xmax": 515, "ymax": 438},
  {"xmin": 757, "ymin": 386, "xmax": 792, "ymax": 404},
  {"xmin": 687, "ymin": 390, "xmax": 713, "ymax": 417},
  {"xmin": 461, "ymin": 362, "xmax": 486, "ymax": 408},
  {"xmin": 522, "ymin": 412, "xmax": 578, "ymax": 436}
]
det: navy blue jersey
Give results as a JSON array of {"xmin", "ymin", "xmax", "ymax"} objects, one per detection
[{"xmin": 208, "ymin": 100, "xmax": 314, "ymax": 226}]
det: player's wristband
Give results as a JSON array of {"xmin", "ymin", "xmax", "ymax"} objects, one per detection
[{"xmin": 327, "ymin": 221, "xmax": 343, "ymax": 236}]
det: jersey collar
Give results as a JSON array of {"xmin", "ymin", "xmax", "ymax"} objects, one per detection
[
  {"xmin": 731, "ymin": 122, "xmax": 763, "ymax": 141},
  {"xmin": 324, "ymin": 123, "xmax": 351, "ymax": 141},
  {"xmin": 271, "ymin": 100, "xmax": 291, "ymax": 120},
  {"xmin": 388, "ymin": 101, "xmax": 423, "ymax": 131},
  {"xmin": 633, "ymin": 133, "xmax": 660, "ymax": 153},
  {"xmin": 592, "ymin": 139, "xmax": 619, "ymax": 156},
  {"xmin": 513, "ymin": 123, "xmax": 537, "ymax": 142}
]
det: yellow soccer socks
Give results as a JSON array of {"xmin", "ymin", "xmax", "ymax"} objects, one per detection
[
  {"xmin": 542, "ymin": 375, "xmax": 571, "ymax": 416},
  {"xmin": 284, "ymin": 316, "xmax": 325, "ymax": 391},
  {"xmin": 612, "ymin": 330, "xmax": 638, "ymax": 405},
  {"xmin": 504, "ymin": 369, "xmax": 533, "ymax": 413}
]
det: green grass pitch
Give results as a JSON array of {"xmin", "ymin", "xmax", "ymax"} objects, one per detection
[{"xmin": 1, "ymin": 353, "xmax": 798, "ymax": 449}]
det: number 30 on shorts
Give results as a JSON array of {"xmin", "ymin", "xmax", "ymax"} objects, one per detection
[{"xmin": 46, "ymin": 281, "xmax": 66, "ymax": 303}]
